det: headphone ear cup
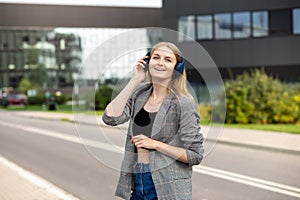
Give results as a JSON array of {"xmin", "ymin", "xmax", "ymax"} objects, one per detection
[
  {"xmin": 174, "ymin": 58, "xmax": 185, "ymax": 74},
  {"xmin": 144, "ymin": 51, "xmax": 151, "ymax": 64}
]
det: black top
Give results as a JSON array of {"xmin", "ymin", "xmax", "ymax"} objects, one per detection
[{"xmin": 132, "ymin": 107, "xmax": 157, "ymax": 138}]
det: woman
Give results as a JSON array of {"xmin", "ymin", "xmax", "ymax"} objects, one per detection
[{"xmin": 102, "ymin": 42, "xmax": 204, "ymax": 200}]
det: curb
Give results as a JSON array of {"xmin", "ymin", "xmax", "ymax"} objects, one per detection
[{"xmin": 204, "ymin": 137, "xmax": 300, "ymax": 155}]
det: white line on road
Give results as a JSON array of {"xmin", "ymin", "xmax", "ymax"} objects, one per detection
[
  {"xmin": 194, "ymin": 166, "xmax": 300, "ymax": 198},
  {"xmin": 1, "ymin": 120, "xmax": 300, "ymax": 198}
]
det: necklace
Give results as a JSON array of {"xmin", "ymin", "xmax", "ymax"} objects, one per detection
[{"xmin": 148, "ymin": 96, "xmax": 164, "ymax": 106}]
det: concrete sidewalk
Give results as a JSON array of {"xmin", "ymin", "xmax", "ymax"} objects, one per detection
[
  {"xmin": 0, "ymin": 155, "xmax": 79, "ymax": 200},
  {"xmin": 9, "ymin": 110, "xmax": 300, "ymax": 154}
]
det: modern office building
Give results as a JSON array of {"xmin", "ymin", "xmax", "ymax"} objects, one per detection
[
  {"xmin": 0, "ymin": 3, "xmax": 161, "ymax": 92},
  {"xmin": 0, "ymin": 28, "xmax": 82, "ymax": 89},
  {"xmin": 162, "ymin": 0, "xmax": 300, "ymax": 82}
]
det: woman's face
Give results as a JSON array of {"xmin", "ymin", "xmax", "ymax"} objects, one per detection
[{"xmin": 149, "ymin": 46, "xmax": 177, "ymax": 82}]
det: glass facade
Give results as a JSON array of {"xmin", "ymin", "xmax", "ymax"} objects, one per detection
[
  {"xmin": 0, "ymin": 27, "xmax": 156, "ymax": 90},
  {"xmin": 178, "ymin": 16, "xmax": 196, "ymax": 41},
  {"xmin": 293, "ymin": 8, "xmax": 300, "ymax": 34},
  {"xmin": 0, "ymin": 28, "xmax": 82, "ymax": 89},
  {"xmin": 233, "ymin": 12, "xmax": 250, "ymax": 38},
  {"xmin": 214, "ymin": 13, "xmax": 232, "ymax": 39},
  {"xmin": 197, "ymin": 15, "xmax": 213, "ymax": 40},
  {"xmin": 252, "ymin": 11, "xmax": 269, "ymax": 37},
  {"xmin": 179, "ymin": 8, "xmax": 300, "ymax": 41}
]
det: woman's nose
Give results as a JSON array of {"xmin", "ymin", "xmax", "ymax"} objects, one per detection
[{"xmin": 158, "ymin": 58, "xmax": 164, "ymax": 65}]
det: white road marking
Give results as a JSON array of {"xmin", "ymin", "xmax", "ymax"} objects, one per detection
[
  {"xmin": 0, "ymin": 155, "xmax": 80, "ymax": 200},
  {"xmin": 194, "ymin": 166, "xmax": 300, "ymax": 198},
  {"xmin": 1, "ymin": 120, "xmax": 300, "ymax": 198}
]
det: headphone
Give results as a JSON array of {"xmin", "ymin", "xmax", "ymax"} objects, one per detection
[{"xmin": 144, "ymin": 50, "xmax": 185, "ymax": 74}]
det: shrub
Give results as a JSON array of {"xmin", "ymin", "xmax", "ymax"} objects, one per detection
[
  {"xmin": 198, "ymin": 103, "xmax": 211, "ymax": 124},
  {"xmin": 55, "ymin": 94, "xmax": 70, "ymax": 105},
  {"xmin": 224, "ymin": 69, "xmax": 300, "ymax": 124},
  {"xmin": 27, "ymin": 94, "xmax": 70, "ymax": 105},
  {"xmin": 94, "ymin": 84, "xmax": 113, "ymax": 110},
  {"xmin": 27, "ymin": 94, "xmax": 46, "ymax": 105}
]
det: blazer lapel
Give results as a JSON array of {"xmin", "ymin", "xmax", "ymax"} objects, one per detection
[
  {"xmin": 134, "ymin": 88, "xmax": 152, "ymax": 117},
  {"xmin": 151, "ymin": 94, "xmax": 173, "ymax": 139}
]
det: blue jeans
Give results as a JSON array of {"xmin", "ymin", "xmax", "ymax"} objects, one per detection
[{"xmin": 130, "ymin": 163, "xmax": 158, "ymax": 200}]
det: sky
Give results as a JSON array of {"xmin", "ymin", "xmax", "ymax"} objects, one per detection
[{"xmin": 0, "ymin": 0, "xmax": 162, "ymax": 8}]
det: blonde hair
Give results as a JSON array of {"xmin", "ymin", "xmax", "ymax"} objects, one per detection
[{"xmin": 146, "ymin": 42, "xmax": 194, "ymax": 100}]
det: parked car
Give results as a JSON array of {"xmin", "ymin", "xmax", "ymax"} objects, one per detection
[{"xmin": 6, "ymin": 94, "xmax": 27, "ymax": 105}]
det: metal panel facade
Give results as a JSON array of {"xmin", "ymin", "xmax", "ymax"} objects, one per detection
[{"xmin": 162, "ymin": 0, "xmax": 300, "ymax": 81}]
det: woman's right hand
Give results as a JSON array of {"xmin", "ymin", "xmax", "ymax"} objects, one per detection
[{"xmin": 132, "ymin": 55, "xmax": 149, "ymax": 82}]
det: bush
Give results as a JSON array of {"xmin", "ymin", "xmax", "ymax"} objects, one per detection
[
  {"xmin": 27, "ymin": 94, "xmax": 46, "ymax": 105},
  {"xmin": 224, "ymin": 69, "xmax": 300, "ymax": 124},
  {"xmin": 55, "ymin": 94, "xmax": 70, "ymax": 105},
  {"xmin": 198, "ymin": 103, "xmax": 212, "ymax": 124},
  {"xmin": 94, "ymin": 84, "xmax": 113, "ymax": 110},
  {"xmin": 27, "ymin": 94, "xmax": 70, "ymax": 105}
]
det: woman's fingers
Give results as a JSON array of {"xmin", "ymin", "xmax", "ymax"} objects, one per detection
[
  {"xmin": 131, "ymin": 134, "xmax": 145, "ymax": 143},
  {"xmin": 131, "ymin": 135, "xmax": 156, "ymax": 149},
  {"xmin": 135, "ymin": 57, "xmax": 148, "ymax": 69}
]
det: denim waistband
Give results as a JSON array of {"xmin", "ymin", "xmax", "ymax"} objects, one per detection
[{"xmin": 134, "ymin": 163, "xmax": 150, "ymax": 173}]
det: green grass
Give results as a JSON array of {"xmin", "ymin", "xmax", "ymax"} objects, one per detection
[
  {"xmin": 223, "ymin": 123, "xmax": 300, "ymax": 134},
  {"xmin": 200, "ymin": 121, "xmax": 300, "ymax": 134},
  {"xmin": 1, "ymin": 104, "xmax": 104, "ymax": 115},
  {"xmin": 2, "ymin": 104, "xmax": 73, "ymax": 112}
]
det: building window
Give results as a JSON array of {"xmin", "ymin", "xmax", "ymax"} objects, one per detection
[
  {"xmin": 0, "ymin": 31, "xmax": 7, "ymax": 49},
  {"xmin": 214, "ymin": 13, "xmax": 232, "ymax": 39},
  {"xmin": 60, "ymin": 39, "xmax": 65, "ymax": 50},
  {"xmin": 197, "ymin": 15, "xmax": 213, "ymax": 40},
  {"xmin": 252, "ymin": 11, "xmax": 269, "ymax": 37},
  {"xmin": 9, "ymin": 31, "xmax": 16, "ymax": 49},
  {"xmin": 293, "ymin": 8, "xmax": 300, "ymax": 34},
  {"xmin": 1, "ymin": 52, "xmax": 7, "ymax": 68},
  {"xmin": 233, "ymin": 12, "xmax": 250, "ymax": 38},
  {"xmin": 269, "ymin": 9, "xmax": 291, "ymax": 36},
  {"xmin": 178, "ymin": 15, "xmax": 195, "ymax": 41}
]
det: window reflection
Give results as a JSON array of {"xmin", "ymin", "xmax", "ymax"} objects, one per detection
[
  {"xmin": 233, "ymin": 12, "xmax": 250, "ymax": 38},
  {"xmin": 252, "ymin": 11, "xmax": 269, "ymax": 37},
  {"xmin": 293, "ymin": 8, "xmax": 300, "ymax": 34},
  {"xmin": 214, "ymin": 13, "xmax": 232, "ymax": 39},
  {"xmin": 197, "ymin": 15, "xmax": 213, "ymax": 40},
  {"xmin": 178, "ymin": 15, "xmax": 195, "ymax": 41}
]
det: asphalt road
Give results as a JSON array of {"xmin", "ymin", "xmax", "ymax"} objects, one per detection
[{"xmin": 0, "ymin": 112, "xmax": 300, "ymax": 200}]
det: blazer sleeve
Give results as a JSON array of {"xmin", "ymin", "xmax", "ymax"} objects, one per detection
[
  {"xmin": 178, "ymin": 97, "xmax": 204, "ymax": 166},
  {"xmin": 102, "ymin": 96, "xmax": 133, "ymax": 126}
]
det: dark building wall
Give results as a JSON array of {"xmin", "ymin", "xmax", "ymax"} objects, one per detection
[
  {"xmin": 163, "ymin": 0, "xmax": 300, "ymax": 16},
  {"xmin": 162, "ymin": 0, "xmax": 300, "ymax": 81},
  {"xmin": 0, "ymin": 3, "xmax": 161, "ymax": 28}
]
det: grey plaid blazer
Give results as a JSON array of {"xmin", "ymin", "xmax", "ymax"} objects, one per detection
[{"xmin": 102, "ymin": 83, "xmax": 204, "ymax": 200}]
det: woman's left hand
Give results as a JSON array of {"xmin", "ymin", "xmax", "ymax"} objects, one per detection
[
  {"xmin": 131, "ymin": 134, "xmax": 158, "ymax": 150},
  {"xmin": 131, "ymin": 134, "xmax": 189, "ymax": 163}
]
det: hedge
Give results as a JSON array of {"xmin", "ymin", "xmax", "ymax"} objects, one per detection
[{"xmin": 223, "ymin": 69, "xmax": 300, "ymax": 124}]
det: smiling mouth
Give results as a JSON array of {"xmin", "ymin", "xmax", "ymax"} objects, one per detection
[{"xmin": 154, "ymin": 67, "xmax": 166, "ymax": 71}]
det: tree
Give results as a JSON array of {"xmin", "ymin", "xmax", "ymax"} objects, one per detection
[
  {"xmin": 95, "ymin": 84, "xmax": 113, "ymax": 110},
  {"xmin": 18, "ymin": 78, "xmax": 32, "ymax": 94},
  {"xmin": 26, "ymin": 64, "xmax": 48, "ymax": 87}
]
